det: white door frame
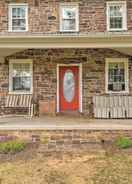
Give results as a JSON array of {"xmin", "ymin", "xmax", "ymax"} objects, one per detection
[{"xmin": 57, "ymin": 63, "xmax": 82, "ymax": 113}]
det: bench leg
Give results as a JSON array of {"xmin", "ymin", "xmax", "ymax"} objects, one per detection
[
  {"xmin": 29, "ymin": 106, "xmax": 31, "ymax": 117},
  {"xmin": 31, "ymin": 104, "xmax": 34, "ymax": 117},
  {"xmin": 29, "ymin": 105, "xmax": 34, "ymax": 118}
]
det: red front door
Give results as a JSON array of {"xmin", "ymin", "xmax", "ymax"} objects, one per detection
[{"xmin": 59, "ymin": 66, "xmax": 79, "ymax": 112}]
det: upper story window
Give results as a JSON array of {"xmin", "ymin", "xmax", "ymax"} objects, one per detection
[
  {"xmin": 107, "ymin": 1, "xmax": 127, "ymax": 31},
  {"xmin": 8, "ymin": 4, "xmax": 28, "ymax": 32},
  {"xmin": 60, "ymin": 3, "xmax": 79, "ymax": 32},
  {"xmin": 105, "ymin": 58, "xmax": 129, "ymax": 93},
  {"xmin": 9, "ymin": 60, "xmax": 33, "ymax": 94}
]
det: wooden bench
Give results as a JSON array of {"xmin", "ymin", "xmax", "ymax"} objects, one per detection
[
  {"xmin": 4, "ymin": 94, "xmax": 34, "ymax": 117},
  {"xmin": 93, "ymin": 95, "xmax": 132, "ymax": 119}
]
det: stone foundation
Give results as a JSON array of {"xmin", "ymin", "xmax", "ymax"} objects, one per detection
[{"xmin": 0, "ymin": 129, "xmax": 132, "ymax": 152}]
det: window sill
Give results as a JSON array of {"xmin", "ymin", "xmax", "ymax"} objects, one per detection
[
  {"xmin": 59, "ymin": 30, "xmax": 79, "ymax": 33},
  {"xmin": 8, "ymin": 30, "xmax": 28, "ymax": 33},
  {"xmin": 8, "ymin": 91, "xmax": 33, "ymax": 95},
  {"xmin": 107, "ymin": 28, "xmax": 127, "ymax": 32},
  {"xmin": 105, "ymin": 91, "xmax": 129, "ymax": 95}
]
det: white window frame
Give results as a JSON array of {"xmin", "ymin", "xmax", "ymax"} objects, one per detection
[
  {"xmin": 105, "ymin": 58, "xmax": 129, "ymax": 94},
  {"xmin": 9, "ymin": 59, "xmax": 33, "ymax": 94},
  {"xmin": 8, "ymin": 3, "xmax": 28, "ymax": 32},
  {"xmin": 106, "ymin": 1, "xmax": 127, "ymax": 31},
  {"xmin": 60, "ymin": 3, "xmax": 79, "ymax": 32}
]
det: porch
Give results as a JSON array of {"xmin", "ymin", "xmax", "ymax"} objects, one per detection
[
  {"xmin": 0, "ymin": 116, "xmax": 132, "ymax": 130},
  {"xmin": 0, "ymin": 33, "xmax": 132, "ymax": 118}
]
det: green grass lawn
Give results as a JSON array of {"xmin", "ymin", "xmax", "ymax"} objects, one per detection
[{"xmin": 0, "ymin": 152, "xmax": 132, "ymax": 184}]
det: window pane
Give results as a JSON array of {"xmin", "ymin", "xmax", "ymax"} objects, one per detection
[
  {"xmin": 12, "ymin": 7, "xmax": 26, "ymax": 18},
  {"xmin": 108, "ymin": 62, "xmax": 125, "ymax": 92},
  {"xmin": 13, "ymin": 63, "xmax": 30, "ymax": 76},
  {"xmin": 110, "ymin": 17, "xmax": 122, "ymax": 29},
  {"xmin": 11, "ymin": 6, "xmax": 27, "ymax": 31},
  {"xmin": 108, "ymin": 84, "xmax": 113, "ymax": 91},
  {"xmin": 12, "ymin": 63, "xmax": 31, "ymax": 92},
  {"xmin": 12, "ymin": 19, "xmax": 26, "ymax": 30},
  {"xmin": 62, "ymin": 8, "xmax": 76, "ymax": 19},
  {"xmin": 110, "ymin": 6, "xmax": 123, "ymax": 17},
  {"xmin": 62, "ymin": 19, "xmax": 76, "ymax": 31},
  {"xmin": 12, "ymin": 8, "xmax": 17, "ymax": 18},
  {"xmin": 20, "ymin": 7, "xmax": 26, "ymax": 18},
  {"xmin": 12, "ymin": 27, "xmax": 26, "ymax": 31},
  {"xmin": 63, "ymin": 70, "xmax": 75, "ymax": 102},
  {"xmin": 108, "ymin": 4, "xmax": 124, "ymax": 30},
  {"xmin": 13, "ymin": 77, "xmax": 31, "ymax": 91}
]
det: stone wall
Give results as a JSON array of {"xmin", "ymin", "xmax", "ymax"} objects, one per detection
[
  {"xmin": 0, "ymin": 0, "xmax": 132, "ymax": 33},
  {"xmin": 0, "ymin": 48, "xmax": 128, "ymax": 116},
  {"xmin": 0, "ymin": 129, "xmax": 132, "ymax": 153}
]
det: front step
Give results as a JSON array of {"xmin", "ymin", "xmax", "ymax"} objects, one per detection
[{"xmin": 56, "ymin": 111, "xmax": 83, "ymax": 117}]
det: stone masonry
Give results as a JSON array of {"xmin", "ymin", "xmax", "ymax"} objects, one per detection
[
  {"xmin": 0, "ymin": 0, "xmax": 132, "ymax": 34},
  {"xmin": 0, "ymin": 0, "xmax": 131, "ymax": 116},
  {"xmin": 0, "ymin": 48, "xmax": 129, "ymax": 116},
  {"xmin": 0, "ymin": 129, "xmax": 132, "ymax": 153}
]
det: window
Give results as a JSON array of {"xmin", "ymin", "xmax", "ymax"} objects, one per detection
[
  {"xmin": 60, "ymin": 3, "xmax": 79, "ymax": 32},
  {"xmin": 107, "ymin": 1, "xmax": 127, "ymax": 31},
  {"xmin": 9, "ymin": 4, "xmax": 28, "ymax": 32},
  {"xmin": 106, "ymin": 59, "xmax": 128, "ymax": 93},
  {"xmin": 9, "ymin": 60, "xmax": 33, "ymax": 94}
]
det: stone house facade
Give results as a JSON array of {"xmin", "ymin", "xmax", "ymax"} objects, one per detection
[{"xmin": 0, "ymin": 0, "xmax": 132, "ymax": 118}]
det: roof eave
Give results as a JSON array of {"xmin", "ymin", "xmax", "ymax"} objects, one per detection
[{"xmin": 0, "ymin": 33, "xmax": 132, "ymax": 49}]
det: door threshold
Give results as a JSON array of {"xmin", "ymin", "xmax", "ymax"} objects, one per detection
[{"xmin": 57, "ymin": 111, "xmax": 83, "ymax": 117}]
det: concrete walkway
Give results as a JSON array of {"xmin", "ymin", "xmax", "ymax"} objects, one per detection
[{"xmin": 0, "ymin": 116, "xmax": 132, "ymax": 130}]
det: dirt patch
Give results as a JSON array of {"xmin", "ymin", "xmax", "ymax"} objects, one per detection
[
  {"xmin": 0, "ymin": 152, "xmax": 104, "ymax": 184},
  {"xmin": 0, "ymin": 141, "xmax": 132, "ymax": 184},
  {"xmin": 0, "ymin": 147, "xmax": 132, "ymax": 184}
]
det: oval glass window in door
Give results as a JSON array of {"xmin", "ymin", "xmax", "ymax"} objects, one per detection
[{"xmin": 63, "ymin": 70, "xmax": 75, "ymax": 103}]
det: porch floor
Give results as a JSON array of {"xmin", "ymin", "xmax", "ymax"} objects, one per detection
[{"xmin": 0, "ymin": 116, "xmax": 132, "ymax": 130}]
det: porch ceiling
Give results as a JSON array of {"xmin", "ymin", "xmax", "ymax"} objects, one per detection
[
  {"xmin": 0, "ymin": 48, "xmax": 23, "ymax": 58},
  {"xmin": 113, "ymin": 48, "xmax": 132, "ymax": 56}
]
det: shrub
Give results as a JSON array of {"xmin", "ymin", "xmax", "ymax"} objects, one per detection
[
  {"xmin": 115, "ymin": 137, "xmax": 132, "ymax": 149},
  {"xmin": 0, "ymin": 140, "xmax": 26, "ymax": 154}
]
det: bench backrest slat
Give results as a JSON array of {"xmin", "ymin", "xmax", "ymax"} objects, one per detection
[
  {"xmin": 5, "ymin": 94, "xmax": 32, "ymax": 108},
  {"xmin": 19, "ymin": 95, "xmax": 32, "ymax": 107},
  {"xmin": 93, "ymin": 95, "xmax": 132, "ymax": 118}
]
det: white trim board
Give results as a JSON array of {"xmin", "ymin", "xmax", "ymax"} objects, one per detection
[
  {"xmin": 57, "ymin": 63, "xmax": 82, "ymax": 113},
  {"xmin": 1, "ymin": 35, "xmax": 132, "ymax": 49}
]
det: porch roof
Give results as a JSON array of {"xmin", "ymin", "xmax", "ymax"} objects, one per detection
[{"xmin": 0, "ymin": 32, "xmax": 132, "ymax": 56}]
